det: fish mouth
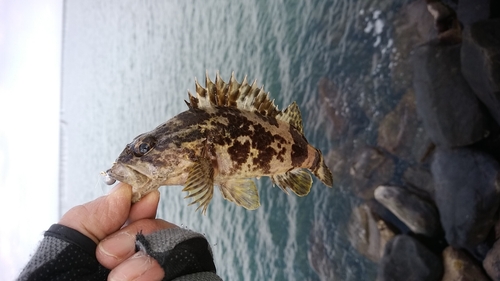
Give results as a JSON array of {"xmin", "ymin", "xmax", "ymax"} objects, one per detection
[{"xmin": 105, "ymin": 163, "xmax": 152, "ymax": 189}]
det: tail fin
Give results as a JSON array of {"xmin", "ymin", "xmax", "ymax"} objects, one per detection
[{"xmin": 310, "ymin": 148, "xmax": 333, "ymax": 187}]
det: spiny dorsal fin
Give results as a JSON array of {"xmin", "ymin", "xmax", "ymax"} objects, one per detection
[
  {"xmin": 185, "ymin": 72, "xmax": 280, "ymax": 118},
  {"xmin": 276, "ymin": 101, "xmax": 304, "ymax": 133}
]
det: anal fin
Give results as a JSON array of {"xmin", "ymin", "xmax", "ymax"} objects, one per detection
[
  {"xmin": 182, "ymin": 158, "xmax": 214, "ymax": 214},
  {"xmin": 271, "ymin": 169, "xmax": 312, "ymax": 196},
  {"xmin": 219, "ymin": 179, "xmax": 260, "ymax": 210}
]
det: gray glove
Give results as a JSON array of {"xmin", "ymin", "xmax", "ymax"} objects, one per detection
[{"xmin": 135, "ymin": 228, "xmax": 223, "ymax": 281}]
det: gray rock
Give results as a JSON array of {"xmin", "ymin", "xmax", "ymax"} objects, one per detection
[
  {"xmin": 377, "ymin": 235, "xmax": 443, "ymax": 281},
  {"xmin": 377, "ymin": 90, "xmax": 432, "ymax": 163},
  {"xmin": 412, "ymin": 41, "xmax": 490, "ymax": 147},
  {"xmin": 461, "ymin": 19, "xmax": 500, "ymax": 127},
  {"xmin": 402, "ymin": 165, "xmax": 435, "ymax": 199},
  {"xmin": 431, "ymin": 146, "xmax": 500, "ymax": 249},
  {"xmin": 350, "ymin": 147, "xmax": 394, "ymax": 200},
  {"xmin": 457, "ymin": 0, "xmax": 490, "ymax": 26},
  {"xmin": 484, "ymin": 239, "xmax": 500, "ymax": 281},
  {"xmin": 374, "ymin": 185, "xmax": 439, "ymax": 237},
  {"xmin": 347, "ymin": 204, "xmax": 395, "ymax": 262},
  {"xmin": 442, "ymin": 246, "xmax": 490, "ymax": 281}
]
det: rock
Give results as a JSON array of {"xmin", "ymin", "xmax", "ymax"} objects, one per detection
[
  {"xmin": 367, "ymin": 199, "xmax": 411, "ymax": 234},
  {"xmin": 374, "ymin": 185, "xmax": 439, "ymax": 237},
  {"xmin": 318, "ymin": 77, "xmax": 348, "ymax": 139},
  {"xmin": 402, "ymin": 165, "xmax": 435, "ymax": 199},
  {"xmin": 461, "ymin": 19, "xmax": 500, "ymax": 127},
  {"xmin": 308, "ymin": 221, "xmax": 338, "ymax": 280},
  {"xmin": 391, "ymin": 0, "xmax": 436, "ymax": 92},
  {"xmin": 350, "ymin": 147, "xmax": 394, "ymax": 200},
  {"xmin": 426, "ymin": 0, "xmax": 462, "ymax": 44},
  {"xmin": 377, "ymin": 90, "xmax": 432, "ymax": 162},
  {"xmin": 377, "ymin": 235, "xmax": 443, "ymax": 281},
  {"xmin": 412, "ymin": 41, "xmax": 490, "ymax": 147},
  {"xmin": 457, "ymin": 0, "xmax": 490, "ymax": 26},
  {"xmin": 318, "ymin": 77, "xmax": 368, "ymax": 140},
  {"xmin": 484, "ymin": 239, "xmax": 500, "ymax": 281},
  {"xmin": 347, "ymin": 204, "xmax": 395, "ymax": 262},
  {"xmin": 442, "ymin": 246, "xmax": 490, "ymax": 281},
  {"xmin": 431, "ymin": 146, "xmax": 500, "ymax": 249}
]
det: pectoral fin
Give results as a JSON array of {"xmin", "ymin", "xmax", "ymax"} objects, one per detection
[
  {"xmin": 182, "ymin": 158, "xmax": 214, "ymax": 214},
  {"xmin": 271, "ymin": 169, "xmax": 312, "ymax": 196},
  {"xmin": 219, "ymin": 179, "xmax": 260, "ymax": 210}
]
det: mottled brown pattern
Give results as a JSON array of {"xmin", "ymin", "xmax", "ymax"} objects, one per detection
[
  {"xmin": 227, "ymin": 140, "xmax": 251, "ymax": 171},
  {"xmin": 105, "ymin": 73, "xmax": 333, "ymax": 212},
  {"xmin": 289, "ymin": 125, "xmax": 309, "ymax": 167}
]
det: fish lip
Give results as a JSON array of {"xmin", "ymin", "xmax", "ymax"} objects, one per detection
[{"xmin": 106, "ymin": 163, "xmax": 152, "ymax": 185}]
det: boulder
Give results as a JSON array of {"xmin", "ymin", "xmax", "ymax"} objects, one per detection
[
  {"xmin": 347, "ymin": 204, "xmax": 395, "ymax": 262},
  {"xmin": 374, "ymin": 185, "xmax": 439, "ymax": 237},
  {"xmin": 431, "ymin": 147, "xmax": 500, "ymax": 249},
  {"xmin": 377, "ymin": 90, "xmax": 432, "ymax": 162},
  {"xmin": 484, "ymin": 239, "xmax": 500, "ymax": 281},
  {"xmin": 412, "ymin": 41, "xmax": 490, "ymax": 147},
  {"xmin": 318, "ymin": 77, "xmax": 368, "ymax": 140},
  {"xmin": 457, "ymin": 0, "xmax": 491, "ymax": 26},
  {"xmin": 461, "ymin": 19, "xmax": 500, "ymax": 127},
  {"xmin": 377, "ymin": 235, "xmax": 443, "ymax": 281},
  {"xmin": 402, "ymin": 165, "xmax": 435, "ymax": 199},
  {"xmin": 391, "ymin": 0, "xmax": 435, "ymax": 92},
  {"xmin": 442, "ymin": 246, "xmax": 490, "ymax": 281},
  {"xmin": 350, "ymin": 147, "xmax": 394, "ymax": 200}
]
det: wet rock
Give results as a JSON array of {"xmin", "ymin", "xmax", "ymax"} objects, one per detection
[
  {"xmin": 350, "ymin": 147, "xmax": 394, "ymax": 200},
  {"xmin": 374, "ymin": 185, "xmax": 439, "ymax": 237},
  {"xmin": 442, "ymin": 246, "xmax": 490, "ymax": 281},
  {"xmin": 318, "ymin": 77, "xmax": 368, "ymax": 140},
  {"xmin": 461, "ymin": 19, "xmax": 500, "ymax": 127},
  {"xmin": 402, "ymin": 165, "xmax": 435, "ymax": 199},
  {"xmin": 412, "ymin": 41, "xmax": 490, "ymax": 147},
  {"xmin": 367, "ymin": 199, "xmax": 411, "ymax": 234},
  {"xmin": 325, "ymin": 149, "xmax": 349, "ymax": 183},
  {"xmin": 391, "ymin": 0, "xmax": 435, "ymax": 92},
  {"xmin": 377, "ymin": 235, "xmax": 443, "ymax": 281},
  {"xmin": 431, "ymin": 147, "xmax": 500, "ymax": 249},
  {"xmin": 308, "ymin": 221, "xmax": 338, "ymax": 281},
  {"xmin": 426, "ymin": 0, "xmax": 462, "ymax": 44},
  {"xmin": 484, "ymin": 239, "xmax": 500, "ymax": 280},
  {"xmin": 457, "ymin": 0, "xmax": 490, "ymax": 25},
  {"xmin": 377, "ymin": 90, "xmax": 432, "ymax": 162},
  {"xmin": 318, "ymin": 77, "xmax": 348, "ymax": 139},
  {"xmin": 347, "ymin": 204, "xmax": 395, "ymax": 262}
]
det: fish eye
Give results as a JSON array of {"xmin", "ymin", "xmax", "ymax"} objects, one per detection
[{"xmin": 133, "ymin": 136, "xmax": 157, "ymax": 157}]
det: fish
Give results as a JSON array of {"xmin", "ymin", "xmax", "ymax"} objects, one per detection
[{"xmin": 104, "ymin": 73, "xmax": 333, "ymax": 214}]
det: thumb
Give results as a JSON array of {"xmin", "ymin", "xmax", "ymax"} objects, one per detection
[{"xmin": 59, "ymin": 183, "xmax": 133, "ymax": 244}]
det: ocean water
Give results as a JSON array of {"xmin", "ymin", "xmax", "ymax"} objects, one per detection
[{"xmin": 60, "ymin": 0, "xmax": 413, "ymax": 280}]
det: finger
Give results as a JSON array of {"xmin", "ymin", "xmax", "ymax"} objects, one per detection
[
  {"xmin": 96, "ymin": 219, "xmax": 177, "ymax": 269},
  {"xmin": 128, "ymin": 190, "xmax": 160, "ymax": 223},
  {"xmin": 108, "ymin": 251, "xmax": 164, "ymax": 281},
  {"xmin": 59, "ymin": 183, "xmax": 132, "ymax": 243}
]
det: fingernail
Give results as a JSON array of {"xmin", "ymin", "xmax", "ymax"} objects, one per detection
[
  {"xmin": 108, "ymin": 252, "xmax": 154, "ymax": 281},
  {"xmin": 98, "ymin": 231, "xmax": 135, "ymax": 260}
]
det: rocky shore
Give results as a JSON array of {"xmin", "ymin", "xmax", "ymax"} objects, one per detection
[{"xmin": 319, "ymin": 0, "xmax": 500, "ymax": 280}]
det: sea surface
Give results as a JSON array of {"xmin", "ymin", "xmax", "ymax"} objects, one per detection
[{"xmin": 61, "ymin": 0, "xmax": 414, "ymax": 280}]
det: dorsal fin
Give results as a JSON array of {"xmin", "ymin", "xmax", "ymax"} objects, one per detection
[
  {"xmin": 185, "ymin": 72, "xmax": 281, "ymax": 118},
  {"xmin": 276, "ymin": 101, "xmax": 304, "ymax": 133}
]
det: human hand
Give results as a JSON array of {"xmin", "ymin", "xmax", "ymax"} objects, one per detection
[{"xmin": 59, "ymin": 183, "xmax": 176, "ymax": 281}]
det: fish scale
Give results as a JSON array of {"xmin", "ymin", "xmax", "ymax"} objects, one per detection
[{"xmin": 105, "ymin": 73, "xmax": 333, "ymax": 214}]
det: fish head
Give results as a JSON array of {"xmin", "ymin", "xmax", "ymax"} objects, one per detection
[{"xmin": 105, "ymin": 132, "xmax": 178, "ymax": 202}]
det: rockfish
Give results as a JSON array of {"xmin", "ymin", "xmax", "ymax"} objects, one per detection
[{"xmin": 104, "ymin": 73, "xmax": 333, "ymax": 213}]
